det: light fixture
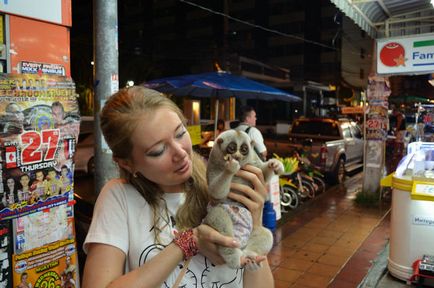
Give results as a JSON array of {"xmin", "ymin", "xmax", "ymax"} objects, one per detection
[{"xmin": 126, "ymin": 80, "xmax": 134, "ymax": 87}]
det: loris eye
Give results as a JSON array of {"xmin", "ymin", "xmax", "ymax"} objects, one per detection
[
  {"xmin": 226, "ymin": 142, "xmax": 237, "ymax": 154},
  {"xmin": 240, "ymin": 143, "xmax": 249, "ymax": 155}
]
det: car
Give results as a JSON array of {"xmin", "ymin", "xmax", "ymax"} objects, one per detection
[
  {"xmin": 266, "ymin": 117, "xmax": 364, "ymax": 184},
  {"xmin": 74, "ymin": 132, "xmax": 95, "ymax": 175},
  {"xmin": 290, "ymin": 117, "xmax": 364, "ymax": 184}
]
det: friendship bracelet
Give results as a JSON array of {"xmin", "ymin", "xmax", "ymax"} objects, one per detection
[{"xmin": 173, "ymin": 229, "xmax": 198, "ymax": 260}]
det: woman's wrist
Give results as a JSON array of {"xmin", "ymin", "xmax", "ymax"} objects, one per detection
[{"xmin": 173, "ymin": 228, "xmax": 199, "ymax": 260}]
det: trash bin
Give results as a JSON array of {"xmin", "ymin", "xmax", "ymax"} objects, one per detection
[{"xmin": 387, "ymin": 145, "xmax": 434, "ymax": 281}]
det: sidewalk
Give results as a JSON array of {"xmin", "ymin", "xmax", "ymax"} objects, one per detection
[{"xmin": 269, "ymin": 173, "xmax": 398, "ymax": 288}]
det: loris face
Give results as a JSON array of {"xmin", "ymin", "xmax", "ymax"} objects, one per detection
[{"xmin": 216, "ymin": 130, "xmax": 252, "ymax": 164}]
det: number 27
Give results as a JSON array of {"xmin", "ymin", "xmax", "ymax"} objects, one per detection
[{"xmin": 21, "ymin": 129, "xmax": 60, "ymax": 164}]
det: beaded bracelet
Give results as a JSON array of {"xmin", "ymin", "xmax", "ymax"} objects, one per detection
[{"xmin": 173, "ymin": 228, "xmax": 198, "ymax": 260}]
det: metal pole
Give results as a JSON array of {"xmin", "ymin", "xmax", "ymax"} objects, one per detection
[
  {"xmin": 93, "ymin": 0, "xmax": 119, "ymax": 194},
  {"xmin": 302, "ymin": 85, "xmax": 307, "ymax": 117}
]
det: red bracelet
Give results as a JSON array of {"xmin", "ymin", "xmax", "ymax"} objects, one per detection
[{"xmin": 173, "ymin": 229, "xmax": 198, "ymax": 260}]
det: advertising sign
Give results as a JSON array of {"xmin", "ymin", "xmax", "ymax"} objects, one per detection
[
  {"xmin": 377, "ymin": 33, "xmax": 434, "ymax": 74},
  {"xmin": 0, "ymin": 73, "xmax": 79, "ymax": 220},
  {"xmin": 20, "ymin": 62, "xmax": 65, "ymax": 76},
  {"xmin": 12, "ymin": 238, "xmax": 78, "ymax": 288},
  {"xmin": 0, "ymin": 0, "xmax": 63, "ymax": 25}
]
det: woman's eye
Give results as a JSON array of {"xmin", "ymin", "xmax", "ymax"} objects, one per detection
[
  {"xmin": 146, "ymin": 146, "xmax": 165, "ymax": 157},
  {"xmin": 176, "ymin": 130, "xmax": 187, "ymax": 139}
]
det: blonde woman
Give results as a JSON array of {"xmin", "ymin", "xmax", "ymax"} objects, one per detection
[{"xmin": 82, "ymin": 86, "xmax": 273, "ymax": 288}]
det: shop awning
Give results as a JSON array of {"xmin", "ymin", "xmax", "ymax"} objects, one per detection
[{"xmin": 330, "ymin": 0, "xmax": 434, "ymax": 39}]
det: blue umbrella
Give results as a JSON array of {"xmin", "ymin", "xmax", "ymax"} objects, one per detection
[{"xmin": 143, "ymin": 71, "xmax": 301, "ymax": 102}]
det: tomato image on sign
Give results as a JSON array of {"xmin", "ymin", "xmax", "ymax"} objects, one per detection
[{"xmin": 380, "ymin": 42, "xmax": 407, "ymax": 67}]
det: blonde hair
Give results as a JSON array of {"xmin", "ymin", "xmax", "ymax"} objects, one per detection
[{"xmin": 100, "ymin": 86, "xmax": 209, "ymax": 236}]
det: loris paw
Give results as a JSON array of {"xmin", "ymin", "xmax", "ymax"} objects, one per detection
[
  {"xmin": 224, "ymin": 154, "xmax": 240, "ymax": 173},
  {"xmin": 267, "ymin": 159, "xmax": 284, "ymax": 175},
  {"xmin": 240, "ymin": 254, "xmax": 264, "ymax": 271}
]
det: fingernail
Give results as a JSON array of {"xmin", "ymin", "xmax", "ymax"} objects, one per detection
[{"xmin": 232, "ymin": 240, "xmax": 240, "ymax": 247}]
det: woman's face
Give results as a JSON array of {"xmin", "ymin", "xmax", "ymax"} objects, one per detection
[
  {"xmin": 61, "ymin": 168, "xmax": 68, "ymax": 177},
  {"xmin": 7, "ymin": 178, "xmax": 15, "ymax": 189},
  {"xmin": 20, "ymin": 176, "xmax": 30, "ymax": 187},
  {"xmin": 35, "ymin": 172, "xmax": 44, "ymax": 182},
  {"xmin": 127, "ymin": 108, "xmax": 192, "ymax": 193}
]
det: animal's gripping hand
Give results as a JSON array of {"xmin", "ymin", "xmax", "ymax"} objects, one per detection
[
  {"xmin": 267, "ymin": 158, "xmax": 284, "ymax": 175},
  {"xmin": 224, "ymin": 154, "xmax": 240, "ymax": 174}
]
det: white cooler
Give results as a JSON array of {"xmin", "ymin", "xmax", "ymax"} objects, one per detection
[{"xmin": 387, "ymin": 146, "xmax": 434, "ymax": 281}]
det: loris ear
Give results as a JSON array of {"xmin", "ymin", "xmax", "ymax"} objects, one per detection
[{"xmin": 217, "ymin": 138, "xmax": 224, "ymax": 145}]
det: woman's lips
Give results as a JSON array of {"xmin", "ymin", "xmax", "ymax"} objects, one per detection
[{"xmin": 175, "ymin": 160, "xmax": 190, "ymax": 174}]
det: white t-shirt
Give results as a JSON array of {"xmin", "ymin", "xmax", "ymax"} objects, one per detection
[
  {"xmin": 84, "ymin": 179, "xmax": 244, "ymax": 288},
  {"xmin": 235, "ymin": 124, "xmax": 267, "ymax": 154}
]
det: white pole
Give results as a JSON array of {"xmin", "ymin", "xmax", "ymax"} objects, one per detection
[{"xmin": 214, "ymin": 99, "xmax": 219, "ymax": 138}]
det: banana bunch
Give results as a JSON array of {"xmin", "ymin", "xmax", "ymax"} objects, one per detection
[{"xmin": 273, "ymin": 154, "xmax": 299, "ymax": 175}]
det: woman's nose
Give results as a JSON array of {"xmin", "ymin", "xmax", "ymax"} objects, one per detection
[{"xmin": 172, "ymin": 142, "xmax": 187, "ymax": 161}]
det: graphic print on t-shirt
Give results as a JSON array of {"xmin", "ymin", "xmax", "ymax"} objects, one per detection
[{"xmin": 139, "ymin": 243, "xmax": 198, "ymax": 287}]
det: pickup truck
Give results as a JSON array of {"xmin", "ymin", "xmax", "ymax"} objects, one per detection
[{"xmin": 265, "ymin": 118, "xmax": 364, "ymax": 184}]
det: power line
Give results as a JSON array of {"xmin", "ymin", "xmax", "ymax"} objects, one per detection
[
  {"xmin": 179, "ymin": 0, "xmax": 370, "ymax": 57},
  {"xmin": 179, "ymin": 0, "xmax": 335, "ymax": 50}
]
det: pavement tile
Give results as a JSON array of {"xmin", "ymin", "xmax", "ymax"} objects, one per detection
[
  {"xmin": 275, "ymin": 279, "xmax": 292, "ymax": 288},
  {"xmin": 281, "ymin": 236, "xmax": 310, "ymax": 249},
  {"xmin": 316, "ymin": 229, "xmax": 343, "ymax": 239},
  {"xmin": 267, "ymin": 251, "xmax": 284, "ymax": 267},
  {"xmin": 280, "ymin": 257, "xmax": 314, "ymax": 272},
  {"xmin": 327, "ymin": 278, "xmax": 359, "ymax": 288},
  {"xmin": 333, "ymin": 237, "xmax": 363, "ymax": 249},
  {"xmin": 317, "ymin": 253, "xmax": 350, "ymax": 267},
  {"xmin": 309, "ymin": 235, "xmax": 339, "ymax": 246},
  {"xmin": 292, "ymin": 250, "xmax": 323, "ymax": 263},
  {"xmin": 326, "ymin": 246, "xmax": 355, "ymax": 257},
  {"xmin": 334, "ymin": 264, "xmax": 369, "ymax": 284},
  {"xmin": 294, "ymin": 227, "xmax": 322, "ymax": 237},
  {"xmin": 308, "ymin": 263, "xmax": 342, "ymax": 277},
  {"xmin": 293, "ymin": 273, "xmax": 333, "ymax": 288},
  {"xmin": 301, "ymin": 242, "xmax": 331, "ymax": 254},
  {"xmin": 273, "ymin": 267, "xmax": 303, "ymax": 283},
  {"xmin": 270, "ymin": 243, "xmax": 297, "ymax": 258}
]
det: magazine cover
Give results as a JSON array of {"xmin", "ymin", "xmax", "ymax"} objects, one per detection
[
  {"xmin": 0, "ymin": 74, "xmax": 79, "ymax": 220},
  {"xmin": 12, "ymin": 238, "xmax": 78, "ymax": 288}
]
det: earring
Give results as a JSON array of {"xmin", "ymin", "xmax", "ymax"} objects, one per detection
[{"xmin": 133, "ymin": 172, "xmax": 138, "ymax": 178}]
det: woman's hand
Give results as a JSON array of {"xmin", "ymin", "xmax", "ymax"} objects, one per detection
[
  {"xmin": 227, "ymin": 164, "xmax": 267, "ymax": 228},
  {"xmin": 193, "ymin": 224, "xmax": 240, "ymax": 265}
]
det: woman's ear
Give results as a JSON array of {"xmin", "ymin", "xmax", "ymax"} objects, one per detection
[{"xmin": 114, "ymin": 157, "xmax": 134, "ymax": 174}]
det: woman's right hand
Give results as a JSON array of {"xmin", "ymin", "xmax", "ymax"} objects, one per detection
[{"xmin": 193, "ymin": 224, "xmax": 239, "ymax": 265}]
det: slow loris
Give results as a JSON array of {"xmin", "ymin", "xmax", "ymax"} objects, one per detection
[{"xmin": 203, "ymin": 129, "xmax": 284, "ymax": 270}]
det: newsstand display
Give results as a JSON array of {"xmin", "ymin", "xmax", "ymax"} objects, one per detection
[{"xmin": 0, "ymin": 73, "xmax": 80, "ymax": 287}]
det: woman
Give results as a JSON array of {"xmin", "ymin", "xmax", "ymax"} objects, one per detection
[
  {"xmin": 5, "ymin": 177, "xmax": 19, "ymax": 207},
  {"xmin": 16, "ymin": 272, "xmax": 32, "ymax": 288},
  {"xmin": 82, "ymin": 86, "xmax": 273, "ymax": 288},
  {"xmin": 60, "ymin": 165, "xmax": 72, "ymax": 194},
  {"xmin": 17, "ymin": 174, "xmax": 31, "ymax": 202}
]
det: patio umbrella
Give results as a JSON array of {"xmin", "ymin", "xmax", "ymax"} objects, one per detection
[
  {"xmin": 143, "ymin": 70, "xmax": 301, "ymax": 102},
  {"xmin": 143, "ymin": 71, "xmax": 301, "ymax": 134}
]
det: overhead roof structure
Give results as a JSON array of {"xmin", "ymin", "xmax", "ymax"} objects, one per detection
[{"xmin": 330, "ymin": 0, "xmax": 434, "ymax": 38}]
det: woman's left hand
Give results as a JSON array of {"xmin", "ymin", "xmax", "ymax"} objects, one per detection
[{"xmin": 227, "ymin": 164, "xmax": 267, "ymax": 228}]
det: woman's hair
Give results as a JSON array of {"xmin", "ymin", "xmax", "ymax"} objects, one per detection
[{"xmin": 100, "ymin": 86, "xmax": 209, "ymax": 236}]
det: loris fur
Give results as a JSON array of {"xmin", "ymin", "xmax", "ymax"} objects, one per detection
[{"xmin": 203, "ymin": 129, "xmax": 284, "ymax": 270}]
